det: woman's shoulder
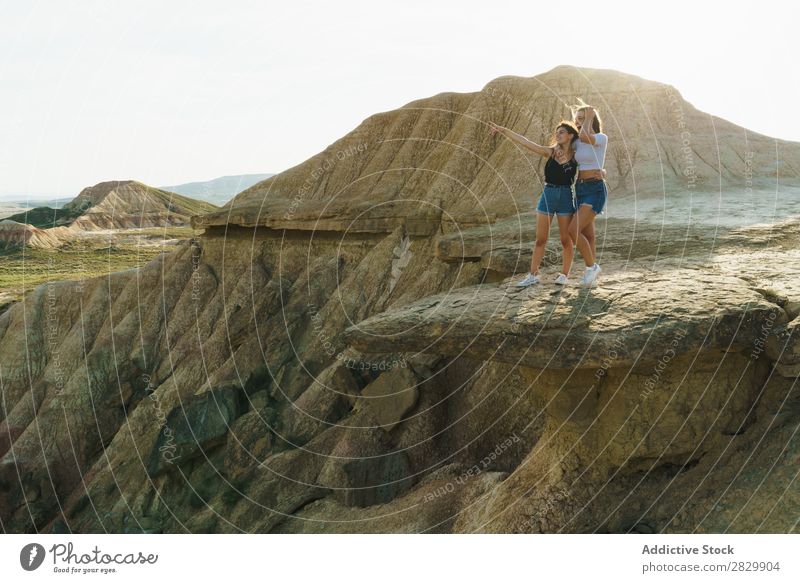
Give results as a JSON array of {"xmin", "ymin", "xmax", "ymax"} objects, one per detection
[{"xmin": 577, "ymin": 133, "xmax": 608, "ymax": 147}]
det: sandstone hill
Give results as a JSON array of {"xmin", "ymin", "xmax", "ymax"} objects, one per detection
[
  {"xmin": 0, "ymin": 66, "xmax": 798, "ymax": 534},
  {"xmin": 196, "ymin": 65, "xmax": 800, "ymax": 233},
  {"xmin": 0, "ymin": 180, "xmax": 218, "ymax": 249},
  {"xmin": 63, "ymin": 180, "xmax": 218, "ymax": 230},
  {"xmin": 5, "ymin": 180, "xmax": 218, "ymax": 233},
  {"xmin": 0, "ymin": 219, "xmax": 66, "ymax": 249}
]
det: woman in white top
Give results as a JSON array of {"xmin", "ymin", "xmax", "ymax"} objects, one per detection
[{"xmin": 569, "ymin": 102, "xmax": 608, "ymax": 286}]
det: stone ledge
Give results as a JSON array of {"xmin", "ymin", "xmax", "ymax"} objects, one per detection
[{"xmin": 342, "ymin": 269, "xmax": 786, "ymax": 370}]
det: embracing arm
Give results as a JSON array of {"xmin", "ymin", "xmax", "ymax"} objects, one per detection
[
  {"xmin": 579, "ymin": 108, "xmax": 598, "ymax": 145},
  {"xmin": 489, "ymin": 122, "xmax": 552, "ymax": 157}
]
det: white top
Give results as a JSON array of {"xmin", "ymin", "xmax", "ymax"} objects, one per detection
[{"xmin": 573, "ymin": 132, "xmax": 608, "ymax": 171}]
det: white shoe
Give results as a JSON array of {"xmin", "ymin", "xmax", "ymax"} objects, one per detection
[
  {"xmin": 515, "ymin": 272, "xmax": 541, "ymax": 287},
  {"xmin": 554, "ymin": 273, "xmax": 569, "ymax": 285},
  {"xmin": 580, "ymin": 264, "xmax": 601, "ymax": 287}
]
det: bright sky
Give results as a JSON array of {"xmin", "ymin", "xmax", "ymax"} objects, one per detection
[{"xmin": 0, "ymin": 0, "xmax": 797, "ymax": 199}]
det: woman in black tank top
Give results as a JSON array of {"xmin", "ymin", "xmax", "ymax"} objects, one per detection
[
  {"xmin": 544, "ymin": 152, "xmax": 578, "ymax": 185},
  {"xmin": 488, "ymin": 120, "xmax": 579, "ymax": 286}
]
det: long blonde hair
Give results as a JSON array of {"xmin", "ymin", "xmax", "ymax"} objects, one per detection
[{"xmin": 571, "ymin": 98, "xmax": 603, "ymax": 133}]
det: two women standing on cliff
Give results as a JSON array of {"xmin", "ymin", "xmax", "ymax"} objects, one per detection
[
  {"xmin": 489, "ymin": 120, "xmax": 581, "ymax": 285},
  {"xmin": 489, "ymin": 100, "xmax": 608, "ymax": 287}
]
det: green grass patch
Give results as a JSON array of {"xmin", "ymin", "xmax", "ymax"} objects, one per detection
[
  {"xmin": 0, "ymin": 233, "xmax": 190, "ymax": 304},
  {"xmin": 4, "ymin": 206, "xmax": 83, "ymax": 228}
]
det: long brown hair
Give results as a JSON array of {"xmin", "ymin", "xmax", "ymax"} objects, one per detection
[{"xmin": 550, "ymin": 120, "xmax": 579, "ymax": 157}]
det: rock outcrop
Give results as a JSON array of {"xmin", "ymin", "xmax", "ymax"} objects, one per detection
[
  {"xmin": 1, "ymin": 66, "xmax": 798, "ymax": 534},
  {"xmin": 344, "ymin": 270, "xmax": 783, "ymax": 369}
]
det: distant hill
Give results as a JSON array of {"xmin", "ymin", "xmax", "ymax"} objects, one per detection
[
  {"xmin": 65, "ymin": 180, "xmax": 218, "ymax": 230},
  {"xmin": 0, "ymin": 197, "xmax": 72, "ymax": 208},
  {"xmin": 159, "ymin": 174, "xmax": 274, "ymax": 206},
  {"xmin": 3, "ymin": 206, "xmax": 80, "ymax": 229},
  {"xmin": 6, "ymin": 180, "xmax": 218, "ymax": 230},
  {"xmin": 0, "ymin": 198, "xmax": 71, "ymax": 221},
  {"xmin": 0, "ymin": 219, "xmax": 64, "ymax": 249}
]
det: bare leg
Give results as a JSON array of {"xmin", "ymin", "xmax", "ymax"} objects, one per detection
[
  {"xmin": 581, "ymin": 220, "xmax": 596, "ymax": 260},
  {"xmin": 567, "ymin": 213, "xmax": 584, "ymax": 247},
  {"xmin": 573, "ymin": 204, "xmax": 597, "ymax": 267},
  {"xmin": 556, "ymin": 215, "xmax": 574, "ymax": 276},
  {"xmin": 530, "ymin": 212, "xmax": 553, "ymax": 274}
]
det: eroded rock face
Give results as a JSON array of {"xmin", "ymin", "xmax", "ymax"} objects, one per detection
[
  {"xmin": 1, "ymin": 67, "xmax": 799, "ymax": 534},
  {"xmin": 0, "ymin": 213, "xmax": 796, "ymax": 533},
  {"xmin": 147, "ymin": 384, "xmax": 250, "ymax": 476},
  {"xmin": 355, "ymin": 366, "xmax": 420, "ymax": 431},
  {"xmin": 341, "ymin": 262, "xmax": 793, "ymax": 532},
  {"xmin": 0, "ymin": 219, "xmax": 65, "ymax": 249},
  {"xmin": 65, "ymin": 180, "xmax": 218, "ymax": 230},
  {"xmin": 196, "ymin": 66, "xmax": 800, "ymax": 234}
]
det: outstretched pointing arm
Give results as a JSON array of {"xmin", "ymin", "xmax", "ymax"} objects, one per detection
[{"xmin": 489, "ymin": 122, "xmax": 552, "ymax": 158}]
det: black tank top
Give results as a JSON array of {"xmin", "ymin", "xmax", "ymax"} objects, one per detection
[{"xmin": 544, "ymin": 152, "xmax": 577, "ymax": 186}]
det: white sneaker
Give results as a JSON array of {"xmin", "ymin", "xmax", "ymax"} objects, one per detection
[
  {"xmin": 515, "ymin": 272, "xmax": 541, "ymax": 287},
  {"xmin": 580, "ymin": 264, "xmax": 601, "ymax": 287},
  {"xmin": 554, "ymin": 273, "xmax": 569, "ymax": 285}
]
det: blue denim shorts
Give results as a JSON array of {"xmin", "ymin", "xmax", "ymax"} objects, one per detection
[
  {"xmin": 536, "ymin": 184, "xmax": 576, "ymax": 216},
  {"xmin": 575, "ymin": 179, "xmax": 608, "ymax": 215}
]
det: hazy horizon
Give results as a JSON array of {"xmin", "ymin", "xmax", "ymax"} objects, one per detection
[
  {"xmin": 2, "ymin": 0, "xmax": 797, "ymax": 199},
  {"xmin": 0, "ymin": 172, "xmax": 274, "ymax": 202}
]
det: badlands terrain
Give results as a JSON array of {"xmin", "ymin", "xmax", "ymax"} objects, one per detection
[
  {"xmin": 0, "ymin": 66, "xmax": 798, "ymax": 533},
  {"xmin": 0, "ymin": 180, "xmax": 218, "ymax": 307},
  {"xmin": 5, "ymin": 180, "xmax": 217, "ymax": 232}
]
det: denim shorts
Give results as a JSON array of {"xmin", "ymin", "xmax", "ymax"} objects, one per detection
[
  {"xmin": 575, "ymin": 179, "xmax": 608, "ymax": 215},
  {"xmin": 536, "ymin": 184, "xmax": 576, "ymax": 216}
]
